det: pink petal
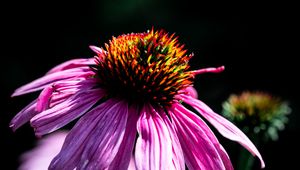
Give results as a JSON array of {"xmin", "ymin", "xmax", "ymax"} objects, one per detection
[
  {"xmin": 108, "ymin": 104, "xmax": 139, "ymax": 170},
  {"xmin": 135, "ymin": 104, "xmax": 173, "ymax": 170},
  {"xmin": 36, "ymin": 85, "xmax": 54, "ymax": 112},
  {"xmin": 180, "ymin": 94, "xmax": 265, "ymax": 168},
  {"xmin": 49, "ymin": 99, "xmax": 125, "ymax": 170},
  {"xmin": 179, "ymin": 86, "xmax": 198, "ymax": 98},
  {"xmin": 12, "ymin": 67, "xmax": 94, "ymax": 97},
  {"xmin": 170, "ymin": 105, "xmax": 226, "ymax": 170},
  {"xmin": 10, "ymin": 100, "xmax": 38, "ymax": 131},
  {"xmin": 161, "ymin": 112, "xmax": 185, "ymax": 170},
  {"xmin": 89, "ymin": 45, "xmax": 107, "ymax": 62},
  {"xmin": 31, "ymin": 89, "xmax": 104, "ymax": 136},
  {"xmin": 174, "ymin": 103, "xmax": 233, "ymax": 170},
  {"xmin": 46, "ymin": 58, "xmax": 95, "ymax": 75}
]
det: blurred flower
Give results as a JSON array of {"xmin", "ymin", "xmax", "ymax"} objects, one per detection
[
  {"xmin": 11, "ymin": 29, "xmax": 264, "ymax": 169},
  {"xmin": 222, "ymin": 91, "xmax": 291, "ymax": 141},
  {"xmin": 18, "ymin": 131, "xmax": 68, "ymax": 170}
]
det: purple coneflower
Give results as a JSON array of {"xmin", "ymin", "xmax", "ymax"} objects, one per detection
[{"xmin": 11, "ymin": 29, "xmax": 265, "ymax": 169}]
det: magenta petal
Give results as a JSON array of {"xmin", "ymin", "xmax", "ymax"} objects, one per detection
[
  {"xmin": 46, "ymin": 58, "xmax": 95, "ymax": 75},
  {"xmin": 12, "ymin": 67, "xmax": 94, "ymax": 97},
  {"xmin": 180, "ymin": 94, "xmax": 265, "ymax": 168},
  {"xmin": 161, "ymin": 112, "xmax": 185, "ymax": 170},
  {"xmin": 108, "ymin": 105, "xmax": 139, "ymax": 170},
  {"xmin": 31, "ymin": 89, "xmax": 104, "ymax": 136},
  {"xmin": 174, "ymin": 103, "xmax": 233, "ymax": 170},
  {"xmin": 135, "ymin": 104, "xmax": 173, "ymax": 170},
  {"xmin": 49, "ymin": 99, "xmax": 126, "ymax": 170},
  {"xmin": 10, "ymin": 100, "xmax": 38, "ymax": 131},
  {"xmin": 36, "ymin": 85, "xmax": 54, "ymax": 112},
  {"xmin": 170, "ymin": 105, "xmax": 226, "ymax": 170}
]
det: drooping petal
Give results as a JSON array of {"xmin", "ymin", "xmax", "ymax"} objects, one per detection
[
  {"xmin": 49, "ymin": 99, "xmax": 125, "ymax": 170},
  {"xmin": 108, "ymin": 105, "xmax": 139, "ymax": 170},
  {"xmin": 170, "ymin": 106, "xmax": 226, "ymax": 170},
  {"xmin": 174, "ymin": 103, "xmax": 233, "ymax": 170},
  {"xmin": 161, "ymin": 112, "xmax": 185, "ymax": 170},
  {"xmin": 46, "ymin": 58, "xmax": 95, "ymax": 75},
  {"xmin": 135, "ymin": 104, "xmax": 173, "ymax": 170},
  {"xmin": 77, "ymin": 100, "xmax": 128, "ymax": 169},
  {"xmin": 19, "ymin": 131, "xmax": 68, "ymax": 170},
  {"xmin": 10, "ymin": 100, "xmax": 38, "ymax": 131},
  {"xmin": 31, "ymin": 89, "xmax": 105, "ymax": 136},
  {"xmin": 180, "ymin": 94, "xmax": 265, "ymax": 168},
  {"xmin": 12, "ymin": 67, "xmax": 94, "ymax": 97}
]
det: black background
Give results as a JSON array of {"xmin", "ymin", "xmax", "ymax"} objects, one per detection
[{"xmin": 1, "ymin": 1, "xmax": 298, "ymax": 169}]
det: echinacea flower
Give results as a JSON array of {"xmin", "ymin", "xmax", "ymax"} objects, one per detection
[
  {"xmin": 11, "ymin": 29, "xmax": 265, "ymax": 169},
  {"xmin": 222, "ymin": 91, "xmax": 291, "ymax": 141}
]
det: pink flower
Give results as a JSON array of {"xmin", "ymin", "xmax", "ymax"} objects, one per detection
[
  {"xmin": 11, "ymin": 29, "xmax": 265, "ymax": 169},
  {"xmin": 19, "ymin": 131, "xmax": 68, "ymax": 170}
]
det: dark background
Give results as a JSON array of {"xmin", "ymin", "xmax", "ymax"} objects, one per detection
[{"xmin": 1, "ymin": 1, "xmax": 298, "ymax": 169}]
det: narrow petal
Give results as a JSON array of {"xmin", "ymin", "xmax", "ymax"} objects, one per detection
[
  {"xmin": 170, "ymin": 106, "xmax": 226, "ymax": 170},
  {"xmin": 46, "ymin": 58, "xmax": 95, "ymax": 75},
  {"xmin": 135, "ymin": 104, "xmax": 173, "ymax": 170},
  {"xmin": 49, "ymin": 99, "xmax": 118, "ymax": 170},
  {"xmin": 31, "ymin": 89, "xmax": 104, "ymax": 136},
  {"xmin": 161, "ymin": 112, "xmax": 185, "ymax": 170},
  {"xmin": 174, "ymin": 103, "xmax": 233, "ymax": 170},
  {"xmin": 36, "ymin": 85, "xmax": 54, "ymax": 112},
  {"xmin": 10, "ymin": 100, "xmax": 38, "ymax": 131},
  {"xmin": 108, "ymin": 105, "xmax": 139, "ymax": 170},
  {"xmin": 12, "ymin": 67, "xmax": 94, "ymax": 97},
  {"xmin": 180, "ymin": 94, "xmax": 265, "ymax": 168}
]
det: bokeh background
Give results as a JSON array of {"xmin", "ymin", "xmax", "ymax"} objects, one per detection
[{"xmin": 1, "ymin": 1, "xmax": 298, "ymax": 169}]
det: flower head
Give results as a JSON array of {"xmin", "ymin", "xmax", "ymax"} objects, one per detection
[
  {"xmin": 222, "ymin": 91, "xmax": 291, "ymax": 141},
  {"xmin": 11, "ymin": 29, "xmax": 265, "ymax": 169}
]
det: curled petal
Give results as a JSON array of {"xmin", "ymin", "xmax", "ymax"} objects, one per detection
[
  {"xmin": 31, "ymin": 89, "xmax": 104, "ymax": 137},
  {"xmin": 36, "ymin": 85, "xmax": 54, "ymax": 112},
  {"xmin": 180, "ymin": 94, "xmax": 265, "ymax": 168}
]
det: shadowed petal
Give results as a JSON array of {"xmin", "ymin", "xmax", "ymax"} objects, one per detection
[
  {"xmin": 49, "ymin": 99, "xmax": 125, "ymax": 170},
  {"xmin": 10, "ymin": 100, "xmax": 38, "ymax": 131},
  {"xmin": 108, "ymin": 105, "xmax": 139, "ymax": 170},
  {"xmin": 31, "ymin": 89, "xmax": 104, "ymax": 137},
  {"xmin": 180, "ymin": 94, "xmax": 265, "ymax": 168},
  {"xmin": 46, "ymin": 58, "xmax": 95, "ymax": 75},
  {"xmin": 170, "ymin": 106, "xmax": 225, "ymax": 170},
  {"xmin": 174, "ymin": 103, "xmax": 233, "ymax": 170},
  {"xmin": 135, "ymin": 104, "xmax": 172, "ymax": 170},
  {"xmin": 12, "ymin": 67, "xmax": 94, "ymax": 97},
  {"xmin": 78, "ymin": 100, "xmax": 128, "ymax": 169}
]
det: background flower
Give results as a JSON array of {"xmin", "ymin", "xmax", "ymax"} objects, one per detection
[{"xmin": 222, "ymin": 91, "xmax": 291, "ymax": 170}]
